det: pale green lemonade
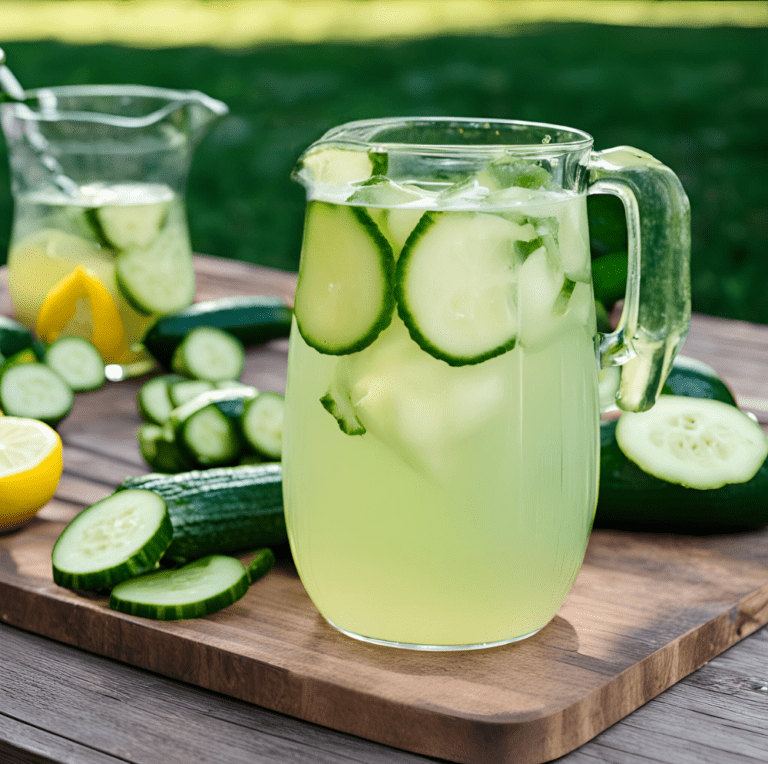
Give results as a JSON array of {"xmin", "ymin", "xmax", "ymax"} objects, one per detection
[{"xmin": 284, "ymin": 164, "xmax": 600, "ymax": 647}]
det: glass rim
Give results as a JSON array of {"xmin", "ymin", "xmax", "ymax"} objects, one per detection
[
  {"xmin": 2, "ymin": 84, "xmax": 228, "ymax": 127},
  {"xmin": 318, "ymin": 117, "xmax": 594, "ymax": 153}
]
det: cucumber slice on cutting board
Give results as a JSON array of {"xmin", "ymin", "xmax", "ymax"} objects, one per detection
[
  {"xmin": 395, "ymin": 211, "xmax": 532, "ymax": 365},
  {"xmin": 52, "ymin": 489, "xmax": 172, "ymax": 590},
  {"xmin": 294, "ymin": 201, "xmax": 395, "ymax": 355},
  {"xmin": 109, "ymin": 554, "xmax": 249, "ymax": 620},
  {"xmin": 616, "ymin": 395, "xmax": 768, "ymax": 490}
]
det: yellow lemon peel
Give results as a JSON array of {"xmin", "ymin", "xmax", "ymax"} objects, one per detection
[
  {"xmin": 36, "ymin": 266, "xmax": 125, "ymax": 361},
  {"xmin": 0, "ymin": 416, "xmax": 63, "ymax": 531}
]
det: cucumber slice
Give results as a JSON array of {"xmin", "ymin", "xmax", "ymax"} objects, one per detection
[
  {"xmin": 114, "ymin": 226, "xmax": 195, "ymax": 316},
  {"xmin": 108, "ymin": 554, "xmax": 249, "ymax": 620},
  {"xmin": 616, "ymin": 395, "xmax": 768, "ymax": 490},
  {"xmin": 320, "ymin": 382, "xmax": 366, "ymax": 436},
  {"xmin": 245, "ymin": 547, "xmax": 276, "ymax": 585},
  {"xmin": 52, "ymin": 489, "xmax": 172, "ymax": 590},
  {"xmin": 241, "ymin": 392, "xmax": 284, "ymax": 460},
  {"xmin": 44, "ymin": 337, "xmax": 106, "ymax": 392},
  {"xmin": 395, "ymin": 211, "xmax": 530, "ymax": 365},
  {"xmin": 142, "ymin": 296, "xmax": 292, "ymax": 371},
  {"xmin": 177, "ymin": 405, "xmax": 241, "ymax": 467},
  {"xmin": 294, "ymin": 201, "xmax": 395, "ymax": 355},
  {"xmin": 136, "ymin": 374, "xmax": 185, "ymax": 424},
  {"xmin": 293, "ymin": 144, "xmax": 388, "ymax": 186},
  {"xmin": 169, "ymin": 379, "xmax": 216, "ymax": 408},
  {"xmin": 87, "ymin": 201, "xmax": 169, "ymax": 251},
  {"xmin": 0, "ymin": 363, "xmax": 74, "ymax": 427},
  {"xmin": 169, "ymin": 388, "xmax": 258, "ymax": 467},
  {"xmin": 138, "ymin": 423, "xmax": 194, "ymax": 473},
  {"xmin": 170, "ymin": 326, "xmax": 245, "ymax": 382}
]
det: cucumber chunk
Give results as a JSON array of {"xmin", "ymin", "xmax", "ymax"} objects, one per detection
[
  {"xmin": 395, "ymin": 211, "xmax": 529, "ymax": 365},
  {"xmin": 0, "ymin": 363, "xmax": 74, "ymax": 427},
  {"xmin": 136, "ymin": 374, "xmax": 185, "ymax": 424},
  {"xmin": 616, "ymin": 395, "xmax": 768, "ymax": 490},
  {"xmin": 294, "ymin": 201, "xmax": 395, "ymax": 355},
  {"xmin": 171, "ymin": 326, "xmax": 245, "ymax": 382},
  {"xmin": 109, "ymin": 554, "xmax": 249, "ymax": 620},
  {"xmin": 115, "ymin": 226, "xmax": 195, "ymax": 316},
  {"xmin": 293, "ymin": 144, "xmax": 388, "ymax": 186},
  {"xmin": 44, "ymin": 337, "xmax": 106, "ymax": 392},
  {"xmin": 52, "ymin": 489, "xmax": 172, "ymax": 590},
  {"xmin": 320, "ymin": 367, "xmax": 366, "ymax": 436},
  {"xmin": 241, "ymin": 392, "xmax": 284, "ymax": 460}
]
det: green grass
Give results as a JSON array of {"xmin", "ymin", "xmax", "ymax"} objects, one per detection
[{"xmin": 1, "ymin": 24, "xmax": 767, "ymax": 321}]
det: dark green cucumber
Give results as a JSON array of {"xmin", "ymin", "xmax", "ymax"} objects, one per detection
[
  {"xmin": 662, "ymin": 356, "xmax": 737, "ymax": 406},
  {"xmin": 118, "ymin": 463, "xmax": 287, "ymax": 564},
  {"xmin": 596, "ymin": 419, "xmax": 768, "ymax": 533},
  {"xmin": 143, "ymin": 296, "xmax": 293, "ymax": 370}
]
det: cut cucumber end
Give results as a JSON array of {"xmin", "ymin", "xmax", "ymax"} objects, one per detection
[
  {"xmin": 171, "ymin": 326, "xmax": 245, "ymax": 383},
  {"xmin": 44, "ymin": 337, "xmax": 106, "ymax": 392}
]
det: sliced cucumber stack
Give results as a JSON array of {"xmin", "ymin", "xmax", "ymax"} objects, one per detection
[
  {"xmin": 44, "ymin": 337, "xmax": 106, "ymax": 392},
  {"xmin": 171, "ymin": 326, "xmax": 245, "ymax": 382},
  {"xmin": 109, "ymin": 554, "xmax": 249, "ymax": 620},
  {"xmin": 616, "ymin": 395, "xmax": 768, "ymax": 490},
  {"xmin": 52, "ymin": 489, "xmax": 172, "ymax": 590},
  {"xmin": 138, "ymin": 423, "xmax": 194, "ymax": 474},
  {"xmin": 294, "ymin": 201, "xmax": 395, "ymax": 355},
  {"xmin": 395, "ymin": 211, "xmax": 530, "ymax": 365}
]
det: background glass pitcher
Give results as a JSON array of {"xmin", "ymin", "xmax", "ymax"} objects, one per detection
[
  {"xmin": 284, "ymin": 117, "xmax": 690, "ymax": 650},
  {"xmin": 1, "ymin": 85, "xmax": 227, "ymax": 378}
]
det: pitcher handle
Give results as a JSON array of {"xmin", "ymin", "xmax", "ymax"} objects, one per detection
[{"xmin": 589, "ymin": 147, "xmax": 691, "ymax": 412}]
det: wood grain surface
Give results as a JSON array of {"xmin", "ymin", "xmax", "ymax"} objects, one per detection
[{"xmin": 1, "ymin": 256, "xmax": 768, "ymax": 764}]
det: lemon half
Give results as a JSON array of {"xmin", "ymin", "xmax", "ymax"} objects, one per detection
[{"xmin": 0, "ymin": 416, "xmax": 63, "ymax": 532}]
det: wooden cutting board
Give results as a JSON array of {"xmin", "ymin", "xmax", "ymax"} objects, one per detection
[{"xmin": 2, "ymin": 256, "xmax": 768, "ymax": 764}]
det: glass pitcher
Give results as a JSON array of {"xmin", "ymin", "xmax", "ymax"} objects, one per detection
[
  {"xmin": 1, "ymin": 85, "xmax": 227, "ymax": 378},
  {"xmin": 284, "ymin": 117, "xmax": 690, "ymax": 650}
]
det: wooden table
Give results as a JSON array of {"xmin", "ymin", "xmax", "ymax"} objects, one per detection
[{"xmin": 2, "ymin": 256, "xmax": 768, "ymax": 764}]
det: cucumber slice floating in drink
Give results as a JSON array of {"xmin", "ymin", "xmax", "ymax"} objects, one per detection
[
  {"xmin": 293, "ymin": 144, "xmax": 388, "ymax": 186},
  {"xmin": 395, "ymin": 211, "xmax": 530, "ymax": 366},
  {"xmin": 294, "ymin": 201, "xmax": 395, "ymax": 355},
  {"xmin": 616, "ymin": 396, "xmax": 768, "ymax": 490},
  {"xmin": 115, "ymin": 225, "xmax": 195, "ymax": 316},
  {"xmin": 87, "ymin": 200, "xmax": 169, "ymax": 251}
]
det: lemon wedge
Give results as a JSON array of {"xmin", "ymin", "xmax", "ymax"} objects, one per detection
[
  {"xmin": 36, "ymin": 266, "xmax": 126, "ymax": 362},
  {"xmin": 0, "ymin": 416, "xmax": 63, "ymax": 532}
]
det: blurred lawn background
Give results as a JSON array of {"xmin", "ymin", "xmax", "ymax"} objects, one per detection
[{"xmin": 0, "ymin": 0, "xmax": 767, "ymax": 321}]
